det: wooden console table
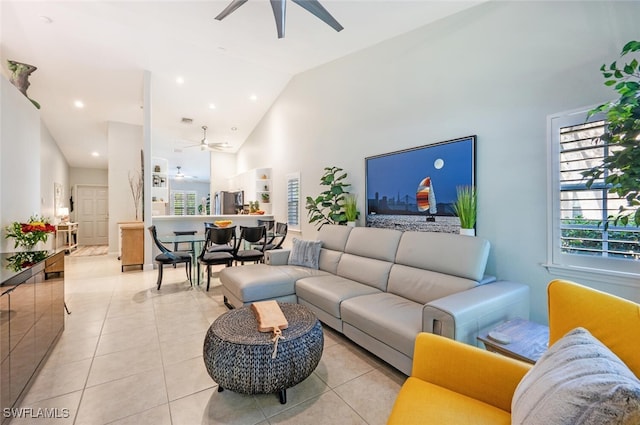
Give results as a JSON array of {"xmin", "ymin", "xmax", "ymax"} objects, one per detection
[
  {"xmin": 120, "ymin": 223, "xmax": 144, "ymax": 271},
  {"xmin": 478, "ymin": 318, "xmax": 549, "ymax": 364},
  {"xmin": 56, "ymin": 222, "xmax": 78, "ymax": 253}
]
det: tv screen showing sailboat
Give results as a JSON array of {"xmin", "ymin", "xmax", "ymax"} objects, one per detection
[{"xmin": 365, "ymin": 136, "xmax": 476, "ymax": 233}]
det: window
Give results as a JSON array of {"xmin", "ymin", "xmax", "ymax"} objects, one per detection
[
  {"xmin": 548, "ymin": 109, "xmax": 640, "ymax": 279},
  {"xmin": 170, "ymin": 190, "xmax": 197, "ymax": 216},
  {"xmin": 286, "ymin": 173, "xmax": 300, "ymax": 231}
]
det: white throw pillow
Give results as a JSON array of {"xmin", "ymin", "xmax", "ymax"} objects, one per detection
[
  {"xmin": 288, "ymin": 238, "xmax": 322, "ymax": 269},
  {"xmin": 512, "ymin": 327, "xmax": 640, "ymax": 425}
]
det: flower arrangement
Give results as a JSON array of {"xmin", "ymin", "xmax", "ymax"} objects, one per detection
[
  {"xmin": 5, "ymin": 215, "xmax": 56, "ymax": 250},
  {"xmin": 5, "ymin": 251, "xmax": 48, "ymax": 272}
]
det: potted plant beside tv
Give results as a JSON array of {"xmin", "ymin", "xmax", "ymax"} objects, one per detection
[
  {"xmin": 344, "ymin": 194, "xmax": 359, "ymax": 227},
  {"xmin": 306, "ymin": 166, "xmax": 351, "ymax": 228},
  {"xmin": 453, "ymin": 186, "xmax": 477, "ymax": 236}
]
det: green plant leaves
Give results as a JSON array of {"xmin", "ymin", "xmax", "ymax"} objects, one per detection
[
  {"xmin": 305, "ymin": 166, "xmax": 352, "ymax": 228},
  {"xmin": 585, "ymin": 40, "xmax": 640, "ymax": 228}
]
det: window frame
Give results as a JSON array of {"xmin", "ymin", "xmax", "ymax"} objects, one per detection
[
  {"xmin": 546, "ymin": 107, "xmax": 640, "ymax": 284},
  {"xmin": 286, "ymin": 172, "xmax": 301, "ymax": 232}
]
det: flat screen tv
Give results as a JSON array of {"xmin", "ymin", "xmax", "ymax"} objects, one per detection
[{"xmin": 365, "ymin": 135, "xmax": 476, "ymax": 233}]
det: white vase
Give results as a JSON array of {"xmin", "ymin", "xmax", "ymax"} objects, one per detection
[
  {"xmin": 347, "ymin": 221, "xmax": 356, "ymax": 227},
  {"xmin": 459, "ymin": 228, "xmax": 475, "ymax": 237}
]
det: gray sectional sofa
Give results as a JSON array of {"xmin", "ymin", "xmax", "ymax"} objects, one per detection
[{"xmin": 220, "ymin": 225, "xmax": 529, "ymax": 375}]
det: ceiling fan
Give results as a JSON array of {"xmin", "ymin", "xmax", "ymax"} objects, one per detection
[
  {"xmin": 180, "ymin": 126, "xmax": 231, "ymax": 152},
  {"xmin": 172, "ymin": 166, "xmax": 194, "ymax": 180},
  {"xmin": 215, "ymin": 0, "xmax": 343, "ymax": 39}
]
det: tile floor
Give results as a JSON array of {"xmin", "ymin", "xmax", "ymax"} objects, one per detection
[{"xmin": 13, "ymin": 254, "xmax": 407, "ymax": 425}]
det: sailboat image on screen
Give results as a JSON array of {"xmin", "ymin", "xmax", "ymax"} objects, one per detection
[{"xmin": 416, "ymin": 177, "xmax": 437, "ymax": 222}]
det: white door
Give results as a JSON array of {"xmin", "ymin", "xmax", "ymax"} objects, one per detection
[{"xmin": 76, "ymin": 185, "xmax": 109, "ymax": 246}]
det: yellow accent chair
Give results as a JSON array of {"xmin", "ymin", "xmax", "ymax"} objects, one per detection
[{"xmin": 387, "ymin": 279, "xmax": 640, "ymax": 424}]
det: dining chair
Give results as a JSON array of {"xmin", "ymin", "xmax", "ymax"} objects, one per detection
[
  {"xmin": 233, "ymin": 225, "xmax": 267, "ymax": 265},
  {"xmin": 254, "ymin": 221, "xmax": 288, "ymax": 251},
  {"xmin": 148, "ymin": 225, "xmax": 192, "ymax": 290},
  {"xmin": 257, "ymin": 219, "xmax": 275, "ymax": 233},
  {"xmin": 206, "ymin": 225, "xmax": 236, "ymax": 254},
  {"xmin": 198, "ymin": 226, "xmax": 236, "ymax": 290}
]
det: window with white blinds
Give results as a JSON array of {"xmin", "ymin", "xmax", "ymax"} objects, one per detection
[
  {"xmin": 286, "ymin": 173, "xmax": 300, "ymax": 231},
  {"xmin": 171, "ymin": 190, "xmax": 197, "ymax": 216},
  {"xmin": 549, "ymin": 109, "xmax": 640, "ymax": 277}
]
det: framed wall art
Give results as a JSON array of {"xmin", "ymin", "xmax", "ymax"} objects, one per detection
[{"xmin": 365, "ymin": 135, "xmax": 476, "ymax": 233}]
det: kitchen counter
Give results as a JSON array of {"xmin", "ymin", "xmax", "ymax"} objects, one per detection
[{"xmin": 152, "ymin": 214, "xmax": 275, "ymax": 236}]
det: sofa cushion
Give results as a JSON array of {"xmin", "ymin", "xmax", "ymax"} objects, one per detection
[
  {"xmin": 388, "ymin": 377, "xmax": 511, "ymax": 425},
  {"xmin": 512, "ymin": 327, "xmax": 640, "ymax": 425},
  {"xmin": 220, "ymin": 264, "xmax": 328, "ymax": 303},
  {"xmin": 337, "ymin": 253, "xmax": 393, "ymax": 291},
  {"xmin": 318, "ymin": 248, "xmax": 342, "ymax": 274},
  {"xmin": 395, "ymin": 231, "xmax": 490, "ymax": 282},
  {"xmin": 288, "ymin": 238, "xmax": 322, "ymax": 269},
  {"xmin": 295, "ymin": 275, "xmax": 380, "ymax": 318},
  {"xmin": 317, "ymin": 224, "xmax": 352, "ymax": 251},
  {"xmin": 387, "ymin": 264, "xmax": 477, "ymax": 305},
  {"xmin": 343, "ymin": 227, "xmax": 402, "ymax": 262},
  {"xmin": 340, "ymin": 292, "xmax": 423, "ymax": 357}
]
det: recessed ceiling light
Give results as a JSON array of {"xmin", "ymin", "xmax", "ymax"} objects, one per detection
[
  {"xmin": 209, "ymin": 103, "xmax": 216, "ymax": 110},
  {"xmin": 74, "ymin": 100, "xmax": 84, "ymax": 108},
  {"xmin": 176, "ymin": 76, "xmax": 185, "ymax": 85},
  {"xmin": 249, "ymin": 94, "xmax": 257, "ymax": 101},
  {"xmin": 91, "ymin": 152, "xmax": 99, "ymax": 157},
  {"xmin": 231, "ymin": 127, "xmax": 237, "ymax": 131}
]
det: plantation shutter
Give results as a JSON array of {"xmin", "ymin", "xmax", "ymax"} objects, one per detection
[
  {"xmin": 558, "ymin": 119, "xmax": 639, "ymax": 259},
  {"xmin": 286, "ymin": 173, "xmax": 300, "ymax": 231}
]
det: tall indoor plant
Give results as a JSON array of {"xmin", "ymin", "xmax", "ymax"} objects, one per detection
[
  {"xmin": 453, "ymin": 186, "xmax": 477, "ymax": 236},
  {"xmin": 343, "ymin": 194, "xmax": 359, "ymax": 227},
  {"xmin": 582, "ymin": 40, "xmax": 640, "ymax": 228},
  {"xmin": 306, "ymin": 166, "xmax": 351, "ymax": 228}
]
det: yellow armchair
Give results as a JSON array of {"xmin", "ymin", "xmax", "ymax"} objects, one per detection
[{"xmin": 388, "ymin": 279, "xmax": 640, "ymax": 424}]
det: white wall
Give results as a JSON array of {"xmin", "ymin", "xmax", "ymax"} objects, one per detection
[
  {"xmin": 237, "ymin": 1, "xmax": 640, "ymax": 323},
  {"xmin": 70, "ymin": 167, "xmax": 108, "ymax": 187},
  {"xmin": 1, "ymin": 76, "xmax": 41, "ymax": 251},
  {"xmin": 1, "ymin": 75, "xmax": 69, "ymax": 252},
  {"xmin": 40, "ymin": 123, "xmax": 70, "ymax": 220},
  {"xmin": 107, "ymin": 121, "xmax": 143, "ymax": 254}
]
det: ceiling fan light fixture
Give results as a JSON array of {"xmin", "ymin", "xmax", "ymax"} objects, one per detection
[{"xmin": 215, "ymin": 0, "xmax": 343, "ymax": 39}]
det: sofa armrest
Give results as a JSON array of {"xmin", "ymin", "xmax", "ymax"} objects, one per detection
[
  {"xmin": 265, "ymin": 249, "xmax": 291, "ymax": 265},
  {"xmin": 422, "ymin": 280, "xmax": 530, "ymax": 346},
  {"xmin": 410, "ymin": 332, "xmax": 531, "ymax": 412}
]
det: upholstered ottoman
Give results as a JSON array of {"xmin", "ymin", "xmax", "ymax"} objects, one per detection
[{"xmin": 203, "ymin": 302, "xmax": 323, "ymax": 404}]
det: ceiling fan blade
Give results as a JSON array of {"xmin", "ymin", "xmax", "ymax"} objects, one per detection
[
  {"xmin": 270, "ymin": 0, "xmax": 286, "ymax": 39},
  {"xmin": 215, "ymin": 0, "xmax": 249, "ymax": 21},
  {"xmin": 291, "ymin": 0, "xmax": 343, "ymax": 32}
]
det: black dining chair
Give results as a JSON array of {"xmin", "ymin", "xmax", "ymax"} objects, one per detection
[
  {"xmin": 233, "ymin": 225, "xmax": 267, "ymax": 265},
  {"xmin": 148, "ymin": 225, "xmax": 192, "ymax": 290},
  {"xmin": 254, "ymin": 222, "xmax": 288, "ymax": 251},
  {"xmin": 205, "ymin": 225, "xmax": 236, "ymax": 254},
  {"xmin": 198, "ymin": 226, "xmax": 236, "ymax": 290},
  {"xmin": 257, "ymin": 219, "xmax": 275, "ymax": 233}
]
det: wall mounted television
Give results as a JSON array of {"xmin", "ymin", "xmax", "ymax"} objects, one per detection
[{"xmin": 365, "ymin": 135, "xmax": 476, "ymax": 233}]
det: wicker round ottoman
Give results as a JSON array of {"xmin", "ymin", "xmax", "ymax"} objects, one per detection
[{"xmin": 203, "ymin": 302, "xmax": 323, "ymax": 404}]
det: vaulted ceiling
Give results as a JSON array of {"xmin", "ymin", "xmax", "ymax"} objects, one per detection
[{"xmin": 1, "ymin": 1, "xmax": 483, "ymax": 178}]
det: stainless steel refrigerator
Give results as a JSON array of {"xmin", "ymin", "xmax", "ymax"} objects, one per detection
[{"xmin": 214, "ymin": 191, "xmax": 244, "ymax": 215}]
